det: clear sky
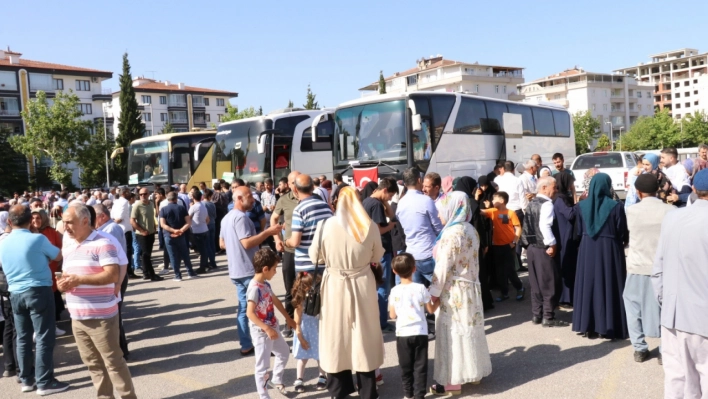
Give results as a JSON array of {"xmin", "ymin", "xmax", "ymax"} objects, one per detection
[{"xmin": 3, "ymin": 0, "xmax": 707, "ymax": 113}]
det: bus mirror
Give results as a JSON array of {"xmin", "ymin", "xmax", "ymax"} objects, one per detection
[
  {"xmin": 110, "ymin": 147, "xmax": 125, "ymax": 159},
  {"xmin": 411, "ymin": 114, "xmax": 422, "ymax": 132},
  {"xmin": 311, "ymin": 113, "xmax": 329, "ymax": 142},
  {"xmin": 408, "ymin": 99, "xmax": 417, "ymax": 115},
  {"xmin": 257, "ymin": 130, "xmax": 277, "ymax": 154}
]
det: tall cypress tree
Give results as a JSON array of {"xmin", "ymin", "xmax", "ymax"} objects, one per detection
[
  {"xmin": 115, "ymin": 52, "xmax": 145, "ymax": 183},
  {"xmin": 379, "ymin": 70, "xmax": 386, "ymax": 94},
  {"xmin": 303, "ymin": 84, "xmax": 319, "ymax": 110}
]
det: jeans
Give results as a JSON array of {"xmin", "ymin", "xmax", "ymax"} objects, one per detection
[
  {"xmin": 413, "ymin": 258, "xmax": 435, "ymax": 288},
  {"xmin": 131, "ymin": 231, "xmax": 141, "ymax": 271},
  {"xmin": 164, "ymin": 234, "xmax": 195, "ymax": 279},
  {"xmin": 192, "ymin": 231, "xmax": 209, "ymax": 271},
  {"xmin": 10, "ymin": 286, "xmax": 56, "ymax": 387},
  {"xmin": 377, "ymin": 253, "xmax": 393, "ymax": 329},
  {"xmin": 231, "ymin": 276, "xmax": 254, "ymax": 351},
  {"xmin": 135, "ymin": 233, "xmax": 156, "ymax": 279},
  {"xmin": 207, "ymin": 225, "xmax": 217, "ymax": 268},
  {"xmin": 2, "ymin": 296, "xmax": 18, "ymax": 373}
]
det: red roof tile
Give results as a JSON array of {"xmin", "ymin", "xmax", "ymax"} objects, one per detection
[
  {"xmin": 130, "ymin": 81, "xmax": 237, "ymax": 96},
  {"xmin": 0, "ymin": 58, "xmax": 112, "ymax": 76}
]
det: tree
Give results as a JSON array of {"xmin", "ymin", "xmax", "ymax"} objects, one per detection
[
  {"xmin": 221, "ymin": 104, "xmax": 260, "ymax": 123},
  {"xmin": 287, "ymin": 100, "xmax": 293, "ymax": 108},
  {"xmin": 572, "ymin": 111, "xmax": 601, "ymax": 155},
  {"xmin": 160, "ymin": 122, "xmax": 175, "ymax": 135},
  {"xmin": 378, "ymin": 70, "xmax": 386, "ymax": 94},
  {"xmin": 75, "ymin": 123, "xmax": 114, "ymax": 188},
  {"xmin": 0, "ymin": 127, "xmax": 29, "ymax": 195},
  {"xmin": 595, "ymin": 134, "xmax": 611, "ymax": 151},
  {"xmin": 681, "ymin": 111, "xmax": 708, "ymax": 147},
  {"xmin": 114, "ymin": 52, "xmax": 145, "ymax": 183},
  {"xmin": 9, "ymin": 90, "xmax": 91, "ymax": 188},
  {"xmin": 258, "ymin": 106, "xmax": 263, "ymax": 116},
  {"xmin": 303, "ymin": 84, "xmax": 319, "ymax": 110}
]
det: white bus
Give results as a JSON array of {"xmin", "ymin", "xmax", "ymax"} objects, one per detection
[
  {"xmin": 192, "ymin": 109, "xmax": 334, "ymax": 185},
  {"xmin": 314, "ymin": 92, "xmax": 575, "ymax": 182}
]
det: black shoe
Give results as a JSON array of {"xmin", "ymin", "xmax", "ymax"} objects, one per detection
[
  {"xmin": 542, "ymin": 318, "xmax": 569, "ymax": 327},
  {"xmin": 281, "ymin": 327, "xmax": 294, "ymax": 339},
  {"xmin": 128, "ymin": 272, "xmax": 139, "ymax": 279},
  {"xmin": 532, "ymin": 316, "xmax": 542, "ymax": 325},
  {"xmin": 517, "ymin": 266, "xmax": 529, "ymax": 272},
  {"xmin": 634, "ymin": 350, "xmax": 649, "ymax": 363},
  {"xmin": 240, "ymin": 347, "xmax": 255, "ymax": 356},
  {"xmin": 583, "ymin": 332, "xmax": 599, "ymax": 339},
  {"xmin": 196, "ymin": 268, "xmax": 208, "ymax": 275},
  {"xmin": 150, "ymin": 275, "xmax": 164, "ymax": 281},
  {"xmin": 142, "ymin": 275, "xmax": 150, "ymax": 281}
]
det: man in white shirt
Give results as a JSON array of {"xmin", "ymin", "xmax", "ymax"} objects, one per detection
[
  {"xmin": 110, "ymin": 188, "xmax": 135, "ymax": 278},
  {"xmin": 661, "ymin": 147, "xmax": 691, "ymax": 205},
  {"xmin": 519, "ymin": 159, "xmax": 538, "ymax": 207},
  {"xmin": 495, "ymin": 161, "xmax": 528, "ymax": 269}
]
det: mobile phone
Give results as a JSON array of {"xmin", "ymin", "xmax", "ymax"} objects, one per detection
[{"xmin": 54, "ymin": 272, "xmax": 63, "ymax": 279}]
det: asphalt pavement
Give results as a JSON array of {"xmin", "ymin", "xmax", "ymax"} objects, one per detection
[{"xmin": 0, "ymin": 250, "xmax": 664, "ymax": 398}]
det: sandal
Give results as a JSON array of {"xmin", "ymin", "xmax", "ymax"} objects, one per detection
[
  {"xmin": 294, "ymin": 378, "xmax": 305, "ymax": 393},
  {"xmin": 316, "ymin": 375, "xmax": 327, "ymax": 390},
  {"xmin": 430, "ymin": 384, "xmax": 446, "ymax": 396},
  {"xmin": 267, "ymin": 380, "xmax": 288, "ymax": 396}
]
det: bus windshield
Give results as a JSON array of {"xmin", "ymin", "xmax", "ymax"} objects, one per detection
[
  {"xmin": 128, "ymin": 141, "xmax": 169, "ymax": 185},
  {"xmin": 334, "ymin": 100, "xmax": 407, "ymax": 166},
  {"xmin": 213, "ymin": 119, "xmax": 273, "ymax": 183}
]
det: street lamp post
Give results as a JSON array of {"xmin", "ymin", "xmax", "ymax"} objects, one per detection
[
  {"xmin": 102, "ymin": 102, "xmax": 112, "ymax": 188},
  {"xmin": 605, "ymin": 120, "xmax": 613, "ymax": 151},
  {"xmin": 618, "ymin": 126, "xmax": 624, "ymax": 151},
  {"xmin": 139, "ymin": 103, "xmax": 154, "ymax": 136}
]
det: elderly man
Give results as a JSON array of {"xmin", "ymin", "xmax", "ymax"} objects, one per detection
[
  {"xmin": 519, "ymin": 159, "xmax": 538, "ymax": 202},
  {"xmin": 111, "ymin": 188, "xmax": 136, "ymax": 278},
  {"xmin": 223, "ymin": 186, "xmax": 282, "ymax": 355},
  {"xmin": 58, "ymin": 203, "xmax": 136, "ymax": 398},
  {"xmin": 653, "ymin": 169, "xmax": 708, "ymax": 397},
  {"xmin": 0, "ymin": 205, "xmax": 69, "ymax": 395},
  {"xmin": 521, "ymin": 176, "xmax": 568, "ymax": 328}
]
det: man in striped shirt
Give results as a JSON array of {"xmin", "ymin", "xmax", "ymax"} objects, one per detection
[
  {"xmin": 285, "ymin": 174, "xmax": 333, "ymax": 272},
  {"xmin": 57, "ymin": 203, "xmax": 137, "ymax": 399}
]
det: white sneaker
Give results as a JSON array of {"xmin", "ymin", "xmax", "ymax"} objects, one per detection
[
  {"xmin": 159, "ymin": 269, "xmax": 171, "ymax": 275},
  {"xmin": 55, "ymin": 327, "xmax": 65, "ymax": 336},
  {"xmin": 172, "ymin": 277, "xmax": 182, "ymax": 282},
  {"xmin": 185, "ymin": 274, "xmax": 198, "ymax": 279},
  {"xmin": 32, "ymin": 333, "xmax": 36, "ymax": 343}
]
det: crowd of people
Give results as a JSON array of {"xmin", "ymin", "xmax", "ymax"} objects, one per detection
[{"xmin": 0, "ymin": 143, "xmax": 706, "ymax": 398}]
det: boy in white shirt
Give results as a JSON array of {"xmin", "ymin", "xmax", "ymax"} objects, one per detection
[{"xmin": 389, "ymin": 253, "xmax": 435, "ymax": 399}]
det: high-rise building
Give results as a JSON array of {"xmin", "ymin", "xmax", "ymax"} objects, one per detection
[
  {"xmin": 518, "ymin": 68, "xmax": 654, "ymax": 137},
  {"xmin": 110, "ymin": 77, "xmax": 238, "ymax": 136},
  {"xmin": 614, "ymin": 48, "xmax": 708, "ymax": 120},
  {"xmin": 359, "ymin": 55, "xmax": 525, "ymax": 101}
]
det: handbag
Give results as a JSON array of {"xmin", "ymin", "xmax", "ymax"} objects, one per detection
[{"xmin": 303, "ymin": 219, "xmax": 327, "ymax": 317}]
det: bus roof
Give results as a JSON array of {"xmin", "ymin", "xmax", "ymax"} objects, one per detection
[
  {"xmin": 216, "ymin": 109, "xmax": 335, "ymax": 133},
  {"xmin": 130, "ymin": 131, "xmax": 216, "ymax": 144}
]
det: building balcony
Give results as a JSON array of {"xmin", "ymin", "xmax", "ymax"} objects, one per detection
[
  {"xmin": 170, "ymin": 118, "xmax": 188, "ymax": 125},
  {"xmin": 29, "ymin": 83, "xmax": 55, "ymax": 92},
  {"xmin": 192, "ymin": 101, "xmax": 205, "ymax": 108},
  {"xmin": 0, "ymin": 108, "xmax": 21, "ymax": 117},
  {"xmin": 193, "ymin": 117, "xmax": 207, "ymax": 126},
  {"xmin": 168, "ymin": 101, "xmax": 187, "ymax": 108},
  {"xmin": 507, "ymin": 93, "xmax": 525, "ymax": 101},
  {"xmin": 92, "ymin": 87, "xmax": 112, "ymax": 102}
]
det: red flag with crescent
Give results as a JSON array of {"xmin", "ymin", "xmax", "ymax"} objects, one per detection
[{"xmin": 353, "ymin": 166, "xmax": 378, "ymax": 189}]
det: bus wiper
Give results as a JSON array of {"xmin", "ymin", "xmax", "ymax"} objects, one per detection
[{"xmin": 347, "ymin": 160, "xmax": 400, "ymax": 174}]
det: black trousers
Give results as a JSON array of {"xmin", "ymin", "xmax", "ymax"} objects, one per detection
[
  {"xmin": 397, "ymin": 335, "xmax": 428, "ymax": 399},
  {"xmin": 135, "ymin": 233, "xmax": 156, "ymax": 279},
  {"xmin": 492, "ymin": 244, "xmax": 523, "ymax": 296},
  {"xmin": 327, "ymin": 369, "xmax": 377, "ymax": 399},
  {"xmin": 478, "ymin": 249, "xmax": 494, "ymax": 310},
  {"xmin": 282, "ymin": 251, "xmax": 296, "ymax": 319},
  {"xmin": 2, "ymin": 296, "xmax": 18, "ymax": 372},
  {"xmin": 527, "ymin": 246, "xmax": 561, "ymax": 320},
  {"xmin": 124, "ymin": 232, "xmax": 134, "ymax": 271}
]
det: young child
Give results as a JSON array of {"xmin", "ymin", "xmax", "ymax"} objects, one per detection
[
  {"xmin": 246, "ymin": 248, "xmax": 297, "ymax": 399},
  {"xmin": 290, "ymin": 270, "xmax": 327, "ymax": 392},
  {"xmin": 389, "ymin": 253, "xmax": 435, "ymax": 399},
  {"xmin": 480, "ymin": 191, "xmax": 525, "ymax": 302}
]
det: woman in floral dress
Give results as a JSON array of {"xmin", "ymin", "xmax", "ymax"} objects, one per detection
[{"xmin": 429, "ymin": 191, "xmax": 492, "ymax": 396}]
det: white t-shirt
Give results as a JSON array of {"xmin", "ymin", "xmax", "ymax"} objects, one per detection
[{"xmin": 389, "ymin": 282, "xmax": 431, "ymax": 337}]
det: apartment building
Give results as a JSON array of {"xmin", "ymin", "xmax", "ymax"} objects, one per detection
[
  {"xmin": 518, "ymin": 68, "xmax": 655, "ymax": 136},
  {"xmin": 110, "ymin": 77, "xmax": 238, "ymax": 136},
  {"xmin": 615, "ymin": 48, "xmax": 708, "ymax": 119},
  {"xmin": 0, "ymin": 47, "xmax": 113, "ymax": 187},
  {"xmin": 359, "ymin": 55, "xmax": 525, "ymax": 101}
]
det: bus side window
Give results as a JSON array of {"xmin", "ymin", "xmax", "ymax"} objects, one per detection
[
  {"xmin": 411, "ymin": 97, "xmax": 432, "ymax": 162},
  {"xmin": 429, "ymin": 95, "xmax": 455, "ymax": 147},
  {"xmin": 484, "ymin": 101, "xmax": 508, "ymax": 135},
  {"xmin": 301, "ymin": 121, "xmax": 333, "ymax": 152},
  {"xmin": 453, "ymin": 98, "xmax": 486, "ymax": 134},
  {"xmin": 552, "ymin": 110, "xmax": 571, "ymax": 137},
  {"xmin": 531, "ymin": 107, "xmax": 555, "ymax": 136},
  {"xmin": 507, "ymin": 104, "xmax": 535, "ymax": 135}
]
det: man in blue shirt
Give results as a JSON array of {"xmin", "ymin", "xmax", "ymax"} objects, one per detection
[
  {"xmin": 396, "ymin": 168, "xmax": 443, "ymax": 286},
  {"xmin": 159, "ymin": 192, "xmax": 197, "ymax": 281},
  {"xmin": 0, "ymin": 205, "xmax": 69, "ymax": 395}
]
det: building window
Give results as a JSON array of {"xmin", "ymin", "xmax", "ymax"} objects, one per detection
[
  {"xmin": 142, "ymin": 112, "xmax": 151, "ymax": 122},
  {"xmin": 695, "ymin": 90, "xmax": 699, "ymax": 95},
  {"xmin": 494, "ymin": 85, "xmax": 499, "ymax": 93},
  {"xmin": 217, "ymin": 114, "xmax": 224, "ymax": 122},
  {"xmin": 141, "ymin": 95, "xmax": 152, "ymax": 104},
  {"xmin": 52, "ymin": 79, "xmax": 63, "ymax": 90},
  {"xmin": 75, "ymin": 80, "xmax": 90, "ymax": 91},
  {"xmin": 675, "ymin": 114, "xmax": 681, "ymax": 119},
  {"xmin": 637, "ymin": 91, "xmax": 642, "ymax": 98},
  {"xmin": 216, "ymin": 98, "xmax": 225, "ymax": 107},
  {"xmin": 145, "ymin": 129, "xmax": 152, "ymax": 137},
  {"xmin": 676, "ymin": 104, "xmax": 681, "ymax": 109},
  {"xmin": 204, "ymin": 98, "xmax": 210, "ymax": 106},
  {"xmin": 159, "ymin": 96, "xmax": 167, "ymax": 104},
  {"xmin": 695, "ymin": 101, "xmax": 699, "ymax": 106},
  {"xmin": 77, "ymin": 103, "xmax": 92, "ymax": 114},
  {"xmin": 474, "ymin": 84, "xmax": 479, "ymax": 93},
  {"xmin": 503, "ymin": 85, "xmax": 507, "ymax": 94},
  {"xmin": 676, "ymin": 93, "xmax": 681, "ymax": 98},
  {"xmin": 592, "ymin": 104, "xmax": 596, "ymax": 111},
  {"xmin": 406, "ymin": 76, "xmax": 417, "ymax": 86},
  {"xmin": 638, "ymin": 104, "xmax": 642, "ymax": 111},
  {"xmin": 685, "ymin": 81, "xmax": 690, "ymax": 86},
  {"xmin": 160, "ymin": 113, "xmax": 168, "ymax": 122},
  {"xmin": 592, "ymin": 89, "xmax": 595, "ymax": 97},
  {"xmin": 205, "ymin": 114, "xmax": 211, "ymax": 122},
  {"xmin": 686, "ymin": 102, "xmax": 691, "ymax": 108},
  {"xmin": 685, "ymin": 92, "xmax": 690, "ymax": 97},
  {"xmin": 647, "ymin": 91, "xmax": 651, "ymax": 98},
  {"xmin": 675, "ymin": 82, "xmax": 680, "ymax": 88}
]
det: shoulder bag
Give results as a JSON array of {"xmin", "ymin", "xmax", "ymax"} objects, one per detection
[{"xmin": 303, "ymin": 218, "xmax": 327, "ymax": 317}]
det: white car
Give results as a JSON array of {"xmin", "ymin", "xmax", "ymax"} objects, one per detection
[{"xmin": 570, "ymin": 151, "xmax": 641, "ymax": 200}]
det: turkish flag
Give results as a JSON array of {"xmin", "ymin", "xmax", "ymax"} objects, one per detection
[{"xmin": 353, "ymin": 166, "xmax": 378, "ymax": 189}]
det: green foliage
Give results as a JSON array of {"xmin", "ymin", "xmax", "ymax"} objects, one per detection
[
  {"xmin": 160, "ymin": 122, "xmax": 175, "ymax": 135},
  {"xmin": 258, "ymin": 106, "xmax": 263, "ymax": 116},
  {"xmin": 221, "ymin": 104, "xmax": 260, "ymax": 123},
  {"xmin": 303, "ymin": 84, "xmax": 319, "ymax": 110},
  {"xmin": 0, "ymin": 127, "xmax": 29, "ymax": 195},
  {"xmin": 9, "ymin": 90, "xmax": 91, "ymax": 188},
  {"xmin": 115, "ymin": 53, "xmax": 145, "ymax": 183},
  {"xmin": 572, "ymin": 111, "xmax": 601, "ymax": 155},
  {"xmin": 619, "ymin": 109, "xmax": 708, "ymax": 151},
  {"xmin": 76, "ymin": 123, "xmax": 114, "ymax": 188},
  {"xmin": 287, "ymin": 100, "xmax": 293, "ymax": 108},
  {"xmin": 379, "ymin": 70, "xmax": 386, "ymax": 94},
  {"xmin": 681, "ymin": 111, "xmax": 708, "ymax": 146},
  {"xmin": 595, "ymin": 134, "xmax": 611, "ymax": 151}
]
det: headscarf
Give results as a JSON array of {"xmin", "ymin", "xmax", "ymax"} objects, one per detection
[
  {"xmin": 539, "ymin": 166, "xmax": 552, "ymax": 178},
  {"xmin": 643, "ymin": 153, "xmax": 660, "ymax": 171},
  {"xmin": 31, "ymin": 209, "xmax": 51, "ymax": 231},
  {"xmin": 435, "ymin": 191, "xmax": 472, "ymax": 242},
  {"xmin": 334, "ymin": 186, "xmax": 371, "ymax": 243},
  {"xmin": 360, "ymin": 181, "xmax": 378, "ymax": 201},
  {"xmin": 578, "ymin": 173, "xmax": 618, "ymax": 238},
  {"xmin": 683, "ymin": 158, "xmax": 694, "ymax": 177},
  {"xmin": 476, "ymin": 175, "xmax": 496, "ymax": 205},
  {"xmin": 441, "ymin": 176, "xmax": 454, "ymax": 195},
  {"xmin": 554, "ymin": 172, "xmax": 575, "ymax": 207},
  {"xmin": 453, "ymin": 176, "xmax": 479, "ymax": 216},
  {"xmin": 0, "ymin": 211, "xmax": 8, "ymax": 232}
]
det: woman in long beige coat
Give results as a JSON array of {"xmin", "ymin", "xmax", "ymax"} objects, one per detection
[{"xmin": 309, "ymin": 186, "xmax": 385, "ymax": 399}]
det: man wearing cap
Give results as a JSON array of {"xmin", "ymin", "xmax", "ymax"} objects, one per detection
[
  {"xmin": 653, "ymin": 168, "xmax": 708, "ymax": 397},
  {"xmin": 624, "ymin": 174, "xmax": 673, "ymax": 364}
]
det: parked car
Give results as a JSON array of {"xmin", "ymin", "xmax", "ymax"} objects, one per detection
[{"xmin": 570, "ymin": 151, "xmax": 641, "ymax": 200}]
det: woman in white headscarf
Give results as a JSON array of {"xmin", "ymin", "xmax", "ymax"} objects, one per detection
[
  {"xmin": 309, "ymin": 185, "xmax": 385, "ymax": 399},
  {"xmin": 428, "ymin": 191, "xmax": 492, "ymax": 396}
]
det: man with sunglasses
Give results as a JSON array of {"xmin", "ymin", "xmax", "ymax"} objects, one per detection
[{"xmin": 131, "ymin": 189, "xmax": 162, "ymax": 281}]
